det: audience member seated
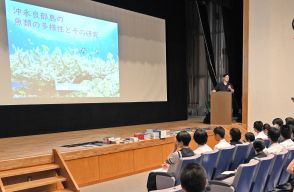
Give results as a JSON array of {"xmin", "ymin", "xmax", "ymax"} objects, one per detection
[
  {"xmin": 180, "ymin": 163, "xmax": 207, "ymax": 192},
  {"xmin": 193, "ymin": 129, "xmax": 212, "ymax": 155},
  {"xmin": 162, "ymin": 131, "xmax": 195, "ymax": 173},
  {"xmin": 264, "ymin": 127, "xmax": 286, "ymax": 155},
  {"xmin": 287, "ymin": 159, "xmax": 294, "ymax": 174},
  {"xmin": 263, "ymin": 123, "xmax": 271, "ymax": 136},
  {"xmin": 252, "ymin": 139, "xmax": 267, "ymax": 159},
  {"xmin": 272, "ymin": 117, "xmax": 284, "ymax": 128},
  {"xmin": 244, "ymin": 132, "xmax": 255, "ymax": 143},
  {"xmin": 229, "ymin": 128, "xmax": 242, "ymax": 145},
  {"xmin": 253, "ymin": 121, "xmax": 268, "ymax": 140},
  {"xmin": 217, "ymin": 139, "xmax": 267, "ymax": 180},
  {"xmin": 285, "ymin": 117, "xmax": 294, "ymax": 126},
  {"xmin": 285, "ymin": 117, "xmax": 294, "ymax": 141},
  {"xmin": 280, "ymin": 124, "xmax": 294, "ymax": 149},
  {"xmin": 213, "ymin": 127, "xmax": 231, "ymax": 150},
  {"xmin": 146, "ymin": 131, "xmax": 195, "ymax": 191}
]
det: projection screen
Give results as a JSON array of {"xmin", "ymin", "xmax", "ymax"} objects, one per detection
[{"xmin": 0, "ymin": 0, "xmax": 167, "ymax": 105}]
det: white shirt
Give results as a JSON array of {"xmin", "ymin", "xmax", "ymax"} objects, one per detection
[
  {"xmin": 255, "ymin": 131, "xmax": 268, "ymax": 140},
  {"xmin": 194, "ymin": 144, "xmax": 213, "ymax": 155},
  {"xmin": 280, "ymin": 139, "xmax": 294, "ymax": 149},
  {"xmin": 214, "ymin": 139, "xmax": 231, "ymax": 150},
  {"xmin": 264, "ymin": 142, "xmax": 286, "ymax": 155}
]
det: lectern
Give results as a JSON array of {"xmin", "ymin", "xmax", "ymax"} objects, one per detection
[{"xmin": 211, "ymin": 92, "xmax": 232, "ymax": 125}]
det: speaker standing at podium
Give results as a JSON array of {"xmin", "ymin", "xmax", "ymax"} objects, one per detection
[{"xmin": 212, "ymin": 73, "xmax": 235, "ymax": 93}]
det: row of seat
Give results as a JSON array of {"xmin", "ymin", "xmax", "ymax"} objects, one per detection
[
  {"xmin": 210, "ymin": 147, "xmax": 294, "ymax": 192},
  {"xmin": 153, "ymin": 144, "xmax": 294, "ymax": 192}
]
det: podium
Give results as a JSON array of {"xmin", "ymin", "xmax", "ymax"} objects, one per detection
[{"xmin": 211, "ymin": 92, "xmax": 232, "ymax": 125}]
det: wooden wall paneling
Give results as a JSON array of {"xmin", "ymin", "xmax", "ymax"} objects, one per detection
[
  {"xmin": 162, "ymin": 143, "xmax": 175, "ymax": 163},
  {"xmin": 242, "ymin": 0, "xmax": 249, "ymax": 127},
  {"xmin": 99, "ymin": 150, "xmax": 134, "ymax": 181},
  {"xmin": 66, "ymin": 156, "xmax": 99, "ymax": 186},
  {"xmin": 133, "ymin": 146, "xmax": 163, "ymax": 172}
]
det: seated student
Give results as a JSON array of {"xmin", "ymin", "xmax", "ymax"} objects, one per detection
[
  {"xmin": 147, "ymin": 131, "xmax": 195, "ymax": 191},
  {"xmin": 245, "ymin": 139, "xmax": 267, "ymax": 163},
  {"xmin": 244, "ymin": 132, "xmax": 255, "ymax": 143},
  {"xmin": 272, "ymin": 118, "xmax": 284, "ymax": 128},
  {"xmin": 252, "ymin": 139, "xmax": 267, "ymax": 159},
  {"xmin": 253, "ymin": 121, "xmax": 268, "ymax": 140},
  {"xmin": 229, "ymin": 128, "xmax": 242, "ymax": 145},
  {"xmin": 162, "ymin": 131, "xmax": 195, "ymax": 173},
  {"xmin": 280, "ymin": 124, "xmax": 294, "ymax": 149},
  {"xmin": 263, "ymin": 123, "xmax": 271, "ymax": 136},
  {"xmin": 285, "ymin": 117, "xmax": 294, "ymax": 126},
  {"xmin": 180, "ymin": 163, "xmax": 207, "ymax": 192},
  {"xmin": 193, "ymin": 129, "xmax": 213, "ymax": 155},
  {"xmin": 213, "ymin": 127, "xmax": 231, "ymax": 150},
  {"xmin": 216, "ymin": 139, "xmax": 267, "ymax": 180},
  {"xmin": 263, "ymin": 127, "xmax": 286, "ymax": 155}
]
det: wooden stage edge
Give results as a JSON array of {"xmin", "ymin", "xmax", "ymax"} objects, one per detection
[{"xmin": 0, "ymin": 119, "xmax": 247, "ymax": 186}]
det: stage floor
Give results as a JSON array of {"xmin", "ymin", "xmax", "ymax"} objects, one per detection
[{"xmin": 0, "ymin": 118, "xmax": 246, "ymax": 162}]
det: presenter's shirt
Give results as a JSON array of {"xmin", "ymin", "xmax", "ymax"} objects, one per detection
[{"xmin": 214, "ymin": 82, "xmax": 231, "ymax": 92}]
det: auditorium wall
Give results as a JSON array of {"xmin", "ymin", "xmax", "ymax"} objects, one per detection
[{"xmin": 247, "ymin": 0, "xmax": 294, "ymax": 129}]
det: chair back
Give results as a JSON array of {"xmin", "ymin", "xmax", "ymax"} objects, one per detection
[
  {"xmin": 278, "ymin": 147, "xmax": 294, "ymax": 185},
  {"xmin": 264, "ymin": 139, "xmax": 271, "ymax": 148},
  {"xmin": 231, "ymin": 144, "xmax": 250, "ymax": 170},
  {"xmin": 245, "ymin": 143, "xmax": 255, "ymax": 162},
  {"xmin": 265, "ymin": 150, "xmax": 288, "ymax": 191},
  {"xmin": 200, "ymin": 150, "xmax": 220, "ymax": 180},
  {"xmin": 150, "ymin": 185, "xmax": 183, "ymax": 192},
  {"xmin": 232, "ymin": 159, "xmax": 259, "ymax": 192},
  {"xmin": 172, "ymin": 155, "xmax": 201, "ymax": 183},
  {"xmin": 250, "ymin": 154, "xmax": 275, "ymax": 192},
  {"xmin": 213, "ymin": 146, "xmax": 235, "ymax": 179}
]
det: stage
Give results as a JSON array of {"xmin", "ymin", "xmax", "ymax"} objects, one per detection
[{"xmin": 0, "ymin": 119, "xmax": 247, "ymax": 186}]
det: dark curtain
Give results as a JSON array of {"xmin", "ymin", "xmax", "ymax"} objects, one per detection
[{"xmin": 186, "ymin": 0, "xmax": 230, "ymax": 117}]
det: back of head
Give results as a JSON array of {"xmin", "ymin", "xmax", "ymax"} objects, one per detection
[
  {"xmin": 253, "ymin": 139, "xmax": 265, "ymax": 153},
  {"xmin": 253, "ymin": 121, "xmax": 263, "ymax": 132},
  {"xmin": 285, "ymin": 117, "xmax": 294, "ymax": 126},
  {"xmin": 176, "ymin": 131, "xmax": 191, "ymax": 146},
  {"xmin": 213, "ymin": 126, "xmax": 225, "ymax": 138},
  {"xmin": 263, "ymin": 123, "xmax": 271, "ymax": 131},
  {"xmin": 272, "ymin": 118, "xmax": 284, "ymax": 128},
  {"xmin": 180, "ymin": 163, "xmax": 207, "ymax": 192},
  {"xmin": 193, "ymin": 128, "xmax": 208, "ymax": 145},
  {"xmin": 280, "ymin": 124, "xmax": 292, "ymax": 140},
  {"xmin": 230, "ymin": 128, "xmax": 241, "ymax": 142},
  {"xmin": 267, "ymin": 127, "xmax": 281, "ymax": 142},
  {"xmin": 245, "ymin": 132, "xmax": 255, "ymax": 142}
]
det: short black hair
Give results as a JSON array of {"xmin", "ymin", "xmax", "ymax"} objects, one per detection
[
  {"xmin": 180, "ymin": 163, "xmax": 207, "ymax": 192},
  {"xmin": 230, "ymin": 128, "xmax": 241, "ymax": 142},
  {"xmin": 176, "ymin": 131, "xmax": 191, "ymax": 146},
  {"xmin": 223, "ymin": 73, "xmax": 229, "ymax": 77},
  {"xmin": 253, "ymin": 121, "xmax": 264, "ymax": 132},
  {"xmin": 272, "ymin": 118, "xmax": 284, "ymax": 127},
  {"xmin": 280, "ymin": 125, "xmax": 292, "ymax": 140},
  {"xmin": 245, "ymin": 132, "xmax": 255, "ymax": 142},
  {"xmin": 253, "ymin": 139, "xmax": 265, "ymax": 153},
  {"xmin": 285, "ymin": 117, "xmax": 294, "ymax": 126},
  {"xmin": 193, "ymin": 129, "xmax": 208, "ymax": 145},
  {"xmin": 267, "ymin": 127, "xmax": 281, "ymax": 142},
  {"xmin": 263, "ymin": 123, "xmax": 271, "ymax": 131},
  {"xmin": 213, "ymin": 126, "xmax": 225, "ymax": 138}
]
